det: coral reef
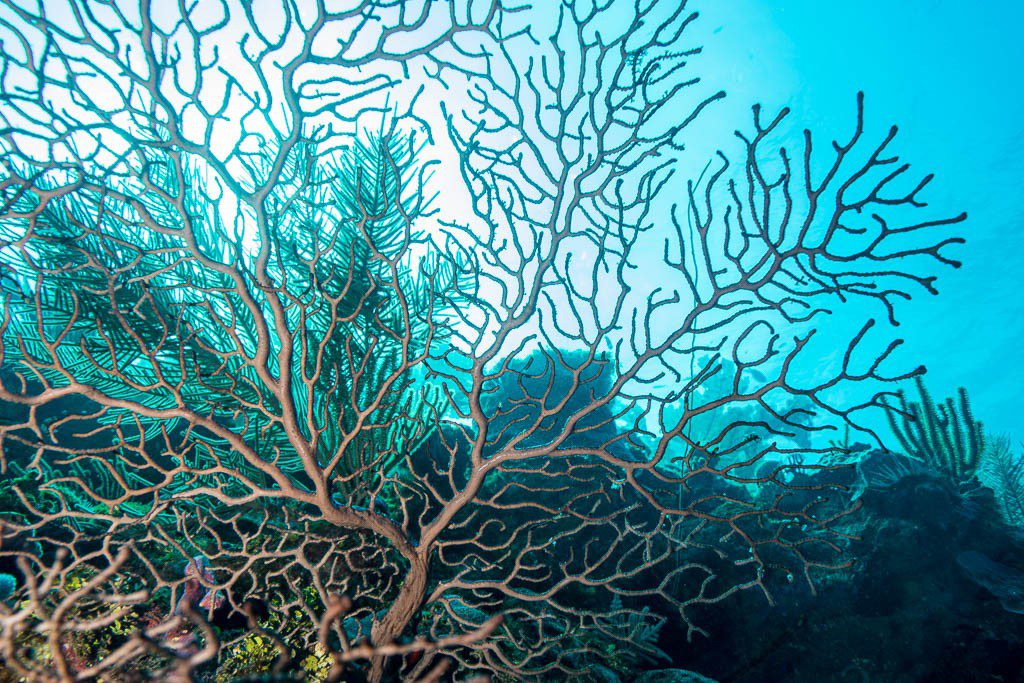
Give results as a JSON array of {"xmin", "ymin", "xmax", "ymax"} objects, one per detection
[
  {"xmin": 885, "ymin": 378, "xmax": 984, "ymax": 485},
  {"xmin": 0, "ymin": 0, "xmax": 991, "ymax": 681}
]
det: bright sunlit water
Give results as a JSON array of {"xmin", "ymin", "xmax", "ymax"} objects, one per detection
[{"xmin": 681, "ymin": 0, "xmax": 1024, "ymax": 444}]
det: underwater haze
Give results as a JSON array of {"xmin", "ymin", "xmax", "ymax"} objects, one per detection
[
  {"xmin": 697, "ymin": 0, "xmax": 1024, "ymax": 444},
  {"xmin": 0, "ymin": 1, "xmax": 1023, "ymax": 682}
]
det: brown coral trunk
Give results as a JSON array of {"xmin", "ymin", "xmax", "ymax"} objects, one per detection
[{"xmin": 367, "ymin": 553, "xmax": 429, "ymax": 683}]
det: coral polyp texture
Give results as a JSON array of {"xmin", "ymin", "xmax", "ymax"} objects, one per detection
[{"xmin": 0, "ymin": 1, "xmax": 1012, "ymax": 682}]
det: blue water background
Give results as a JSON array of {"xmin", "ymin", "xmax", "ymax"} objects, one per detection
[{"xmin": 681, "ymin": 1, "xmax": 1024, "ymax": 444}]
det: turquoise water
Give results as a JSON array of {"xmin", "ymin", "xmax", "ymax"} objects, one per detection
[
  {"xmin": 686, "ymin": 0, "xmax": 1024, "ymax": 443},
  {"xmin": 0, "ymin": 2, "xmax": 1020, "ymax": 680}
]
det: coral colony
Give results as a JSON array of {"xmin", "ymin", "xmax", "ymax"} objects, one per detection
[{"xmin": 0, "ymin": 1, "xmax": 1020, "ymax": 682}]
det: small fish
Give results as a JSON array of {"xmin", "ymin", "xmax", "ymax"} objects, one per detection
[
  {"xmin": 199, "ymin": 588, "xmax": 225, "ymax": 612},
  {"xmin": 175, "ymin": 555, "xmax": 223, "ymax": 615},
  {"xmin": 173, "ymin": 579, "xmax": 203, "ymax": 616},
  {"xmin": 184, "ymin": 555, "xmax": 215, "ymax": 583}
]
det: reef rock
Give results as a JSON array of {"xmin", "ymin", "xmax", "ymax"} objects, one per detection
[{"xmin": 634, "ymin": 670, "xmax": 718, "ymax": 683}]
